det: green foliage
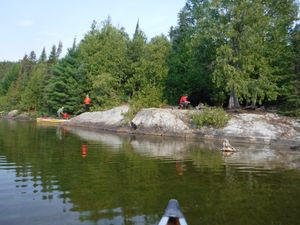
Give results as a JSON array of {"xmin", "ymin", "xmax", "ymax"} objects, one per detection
[
  {"xmin": 10, "ymin": 54, "xmax": 37, "ymax": 108},
  {"xmin": 278, "ymin": 24, "xmax": 300, "ymax": 117},
  {"xmin": 125, "ymin": 35, "xmax": 171, "ymax": 120},
  {"xmin": 167, "ymin": 0, "xmax": 298, "ymax": 109},
  {"xmin": 191, "ymin": 107, "xmax": 230, "ymax": 128},
  {"xmin": 0, "ymin": 96, "xmax": 9, "ymax": 111},
  {"xmin": 209, "ymin": 0, "xmax": 296, "ymax": 107},
  {"xmin": 165, "ymin": 7, "xmax": 195, "ymax": 104},
  {"xmin": 43, "ymin": 46, "xmax": 87, "ymax": 115},
  {"xmin": 92, "ymin": 72, "xmax": 124, "ymax": 109},
  {"xmin": 0, "ymin": 64, "xmax": 19, "ymax": 96},
  {"xmin": 19, "ymin": 64, "xmax": 47, "ymax": 111},
  {"xmin": 79, "ymin": 18, "xmax": 129, "ymax": 108},
  {"xmin": 0, "ymin": 61, "xmax": 17, "ymax": 80},
  {"xmin": 125, "ymin": 21, "xmax": 147, "ymax": 96},
  {"xmin": 48, "ymin": 45, "xmax": 58, "ymax": 64},
  {"xmin": 39, "ymin": 48, "xmax": 47, "ymax": 63}
]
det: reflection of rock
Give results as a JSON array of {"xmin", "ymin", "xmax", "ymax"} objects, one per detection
[
  {"xmin": 130, "ymin": 138, "xmax": 189, "ymax": 159},
  {"xmin": 65, "ymin": 126, "xmax": 195, "ymax": 159},
  {"xmin": 222, "ymin": 145, "xmax": 300, "ymax": 170},
  {"xmin": 65, "ymin": 126, "xmax": 124, "ymax": 149},
  {"xmin": 66, "ymin": 125, "xmax": 300, "ymax": 170}
]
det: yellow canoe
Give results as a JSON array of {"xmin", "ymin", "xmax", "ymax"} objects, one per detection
[{"xmin": 36, "ymin": 118, "xmax": 68, "ymax": 124}]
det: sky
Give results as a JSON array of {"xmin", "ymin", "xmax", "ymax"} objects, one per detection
[{"xmin": 0, "ymin": 0, "xmax": 186, "ymax": 61}]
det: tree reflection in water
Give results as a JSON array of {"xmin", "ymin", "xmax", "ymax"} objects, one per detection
[{"xmin": 0, "ymin": 121, "xmax": 300, "ymax": 225}]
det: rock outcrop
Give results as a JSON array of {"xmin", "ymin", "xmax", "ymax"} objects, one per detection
[
  {"xmin": 67, "ymin": 105, "xmax": 129, "ymax": 131},
  {"xmin": 66, "ymin": 106, "xmax": 300, "ymax": 146}
]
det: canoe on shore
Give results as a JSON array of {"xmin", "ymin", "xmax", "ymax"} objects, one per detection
[
  {"xmin": 158, "ymin": 199, "xmax": 188, "ymax": 225},
  {"xmin": 36, "ymin": 118, "xmax": 68, "ymax": 124}
]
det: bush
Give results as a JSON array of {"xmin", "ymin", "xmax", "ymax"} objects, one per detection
[
  {"xmin": 191, "ymin": 107, "xmax": 230, "ymax": 128},
  {"xmin": 278, "ymin": 109, "xmax": 300, "ymax": 117}
]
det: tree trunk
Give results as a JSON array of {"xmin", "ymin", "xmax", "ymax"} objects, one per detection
[{"xmin": 228, "ymin": 89, "xmax": 240, "ymax": 109}]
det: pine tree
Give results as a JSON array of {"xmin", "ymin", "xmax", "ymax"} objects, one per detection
[
  {"xmin": 19, "ymin": 64, "xmax": 47, "ymax": 111},
  {"xmin": 165, "ymin": 5, "xmax": 196, "ymax": 104},
  {"xmin": 48, "ymin": 45, "xmax": 57, "ymax": 64},
  {"xmin": 280, "ymin": 24, "xmax": 300, "ymax": 116},
  {"xmin": 43, "ymin": 45, "xmax": 86, "ymax": 114},
  {"xmin": 39, "ymin": 47, "xmax": 47, "ymax": 63},
  {"xmin": 56, "ymin": 41, "xmax": 63, "ymax": 59},
  {"xmin": 126, "ymin": 20, "xmax": 147, "ymax": 96},
  {"xmin": 0, "ymin": 64, "xmax": 19, "ymax": 96}
]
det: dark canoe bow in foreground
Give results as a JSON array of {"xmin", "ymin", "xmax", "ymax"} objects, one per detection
[{"xmin": 158, "ymin": 199, "xmax": 188, "ymax": 225}]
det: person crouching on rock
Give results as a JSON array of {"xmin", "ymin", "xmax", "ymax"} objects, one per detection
[{"xmin": 179, "ymin": 94, "xmax": 190, "ymax": 109}]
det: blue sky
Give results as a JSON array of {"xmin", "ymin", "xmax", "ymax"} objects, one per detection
[{"xmin": 0, "ymin": 0, "xmax": 185, "ymax": 61}]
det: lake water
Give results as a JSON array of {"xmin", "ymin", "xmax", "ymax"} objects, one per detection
[{"xmin": 0, "ymin": 119, "xmax": 300, "ymax": 225}]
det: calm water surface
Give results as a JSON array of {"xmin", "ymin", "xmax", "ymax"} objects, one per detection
[{"xmin": 0, "ymin": 120, "xmax": 300, "ymax": 225}]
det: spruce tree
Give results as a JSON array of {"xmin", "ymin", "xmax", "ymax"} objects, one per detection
[
  {"xmin": 29, "ymin": 51, "xmax": 37, "ymax": 63},
  {"xmin": 56, "ymin": 41, "xmax": 63, "ymax": 59},
  {"xmin": 39, "ymin": 47, "xmax": 47, "ymax": 63},
  {"xmin": 19, "ymin": 64, "xmax": 47, "ymax": 111},
  {"xmin": 165, "ymin": 5, "xmax": 197, "ymax": 105},
  {"xmin": 126, "ymin": 20, "xmax": 147, "ymax": 96},
  {"xmin": 43, "ymin": 44, "xmax": 86, "ymax": 115},
  {"xmin": 48, "ymin": 45, "xmax": 57, "ymax": 64}
]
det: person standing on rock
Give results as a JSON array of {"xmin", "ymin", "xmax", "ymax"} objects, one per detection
[
  {"xmin": 84, "ymin": 94, "xmax": 91, "ymax": 112},
  {"xmin": 57, "ymin": 106, "xmax": 64, "ymax": 118}
]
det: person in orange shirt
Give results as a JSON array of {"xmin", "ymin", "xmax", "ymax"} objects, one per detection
[{"xmin": 84, "ymin": 94, "xmax": 91, "ymax": 112}]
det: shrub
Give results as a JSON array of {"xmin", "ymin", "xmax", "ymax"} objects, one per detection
[{"xmin": 191, "ymin": 107, "xmax": 230, "ymax": 128}]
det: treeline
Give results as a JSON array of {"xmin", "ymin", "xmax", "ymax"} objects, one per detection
[{"xmin": 0, "ymin": 0, "xmax": 299, "ymax": 116}]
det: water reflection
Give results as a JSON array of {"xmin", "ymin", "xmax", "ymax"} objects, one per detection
[
  {"xmin": 81, "ymin": 143, "xmax": 88, "ymax": 158},
  {"xmin": 65, "ymin": 126, "xmax": 300, "ymax": 170},
  {"xmin": 1, "ymin": 121, "xmax": 300, "ymax": 225},
  {"xmin": 65, "ymin": 126, "xmax": 124, "ymax": 149}
]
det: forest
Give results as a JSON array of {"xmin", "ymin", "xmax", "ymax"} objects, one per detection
[{"xmin": 0, "ymin": 0, "xmax": 299, "ymax": 117}]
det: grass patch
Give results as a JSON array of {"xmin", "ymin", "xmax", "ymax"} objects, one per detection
[{"xmin": 191, "ymin": 107, "xmax": 230, "ymax": 128}]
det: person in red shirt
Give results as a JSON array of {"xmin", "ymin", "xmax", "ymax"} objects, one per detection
[
  {"xmin": 179, "ymin": 94, "xmax": 190, "ymax": 109},
  {"xmin": 63, "ymin": 113, "xmax": 69, "ymax": 119},
  {"xmin": 84, "ymin": 94, "xmax": 91, "ymax": 112}
]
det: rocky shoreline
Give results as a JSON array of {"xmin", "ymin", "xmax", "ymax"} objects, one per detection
[
  {"xmin": 65, "ymin": 105, "xmax": 300, "ymax": 147},
  {"xmin": 2, "ymin": 105, "xmax": 300, "ymax": 147}
]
